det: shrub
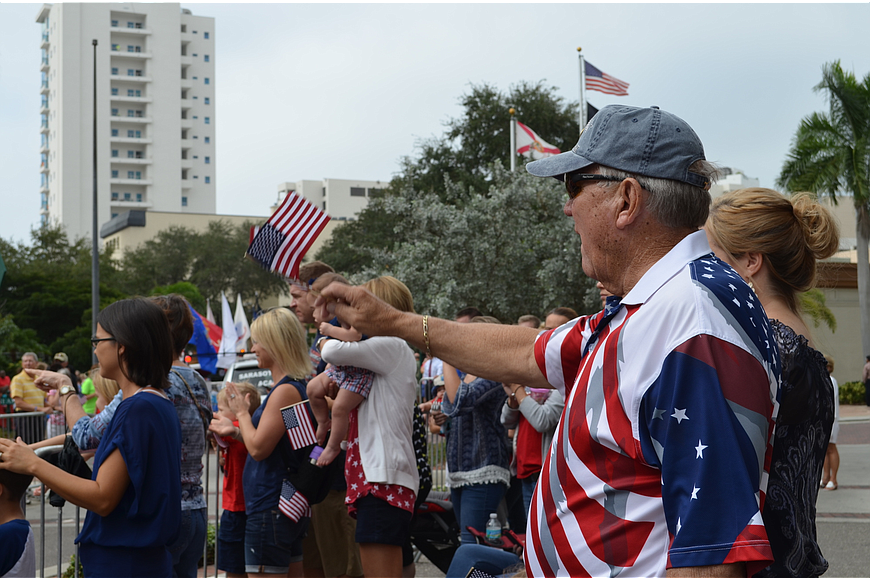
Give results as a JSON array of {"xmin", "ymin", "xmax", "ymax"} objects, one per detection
[{"xmin": 839, "ymin": 381, "xmax": 865, "ymax": 405}]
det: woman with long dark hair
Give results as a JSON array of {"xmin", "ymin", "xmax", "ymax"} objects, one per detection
[{"xmin": 0, "ymin": 298, "xmax": 181, "ymax": 577}]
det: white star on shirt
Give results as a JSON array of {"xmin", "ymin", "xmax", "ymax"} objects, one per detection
[
  {"xmin": 747, "ymin": 301, "xmax": 754, "ymax": 309},
  {"xmin": 704, "ymin": 267, "xmax": 714, "ymax": 272},
  {"xmin": 386, "ymin": 494, "xmax": 394, "ymax": 501},
  {"xmin": 702, "ymin": 274, "xmax": 714, "ymax": 279},
  {"xmin": 352, "ymin": 460, "xmax": 359, "ymax": 467},
  {"xmin": 732, "ymin": 298, "xmax": 741, "ymax": 307},
  {"xmin": 373, "ymin": 484, "xmax": 379, "ymax": 491},
  {"xmin": 728, "ymin": 284, "xmax": 737, "ymax": 291},
  {"xmin": 691, "ymin": 485, "xmax": 700, "ymax": 500},
  {"xmin": 695, "ymin": 440, "xmax": 708, "ymax": 458},
  {"xmin": 652, "ymin": 408, "xmax": 666, "ymax": 420},
  {"xmin": 350, "ymin": 483, "xmax": 358, "ymax": 490},
  {"xmin": 676, "ymin": 517, "xmax": 682, "ymax": 535},
  {"xmin": 404, "ymin": 500, "xmax": 410, "ymax": 508},
  {"xmin": 672, "ymin": 408, "xmax": 689, "ymax": 424},
  {"xmin": 397, "ymin": 487, "xmax": 404, "ymax": 494}
]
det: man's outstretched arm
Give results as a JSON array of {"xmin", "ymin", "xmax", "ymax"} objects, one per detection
[{"xmin": 316, "ymin": 282, "xmax": 550, "ymax": 388}]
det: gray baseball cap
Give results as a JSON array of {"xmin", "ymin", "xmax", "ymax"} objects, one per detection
[{"xmin": 526, "ymin": 105, "xmax": 710, "ymax": 189}]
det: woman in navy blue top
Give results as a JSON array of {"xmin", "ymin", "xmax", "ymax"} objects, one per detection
[
  {"xmin": 0, "ymin": 298, "xmax": 181, "ymax": 577},
  {"xmin": 211, "ymin": 307, "xmax": 313, "ymax": 578}
]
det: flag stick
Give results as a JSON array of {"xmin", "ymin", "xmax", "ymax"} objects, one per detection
[
  {"xmin": 578, "ymin": 47, "xmax": 587, "ymax": 135},
  {"xmin": 509, "ymin": 107, "xmax": 517, "ymax": 172}
]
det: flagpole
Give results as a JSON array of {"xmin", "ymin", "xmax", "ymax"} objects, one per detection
[
  {"xmin": 509, "ymin": 107, "xmax": 517, "ymax": 172},
  {"xmin": 578, "ymin": 47, "xmax": 587, "ymax": 135}
]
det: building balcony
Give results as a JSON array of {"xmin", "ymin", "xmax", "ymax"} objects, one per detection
[
  {"xmin": 40, "ymin": 124, "xmax": 49, "ymax": 135},
  {"xmin": 40, "ymin": 143, "xmax": 49, "ymax": 154},
  {"xmin": 110, "ymin": 95, "xmax": 152, "ymax": 104},
  {"xmin": 40, "ymin": 164, "xmax": 49, "ymax": 174},
  {"xmin": 181, "ymin": 158, "xmax": 193, "ymax": 169},
  {"xmin": 111, "ymin": 116, "xmax": 152, "ymax": 124},
  {"xmin": 39, "ymin": 206, "xmax": 50, "ymax": 216},
  {"xmin": 110, "ymin": 26, "xmax": 151, "ymax": 36},
  {"xmin": 181, "ymin": 56, "xmax": 193, "ymax": 66},
  {"xmin": 40, "ymin": 184, "xmax": 49, "ymax": 194},
  {"xmin": 111, "ymin": 157, "xmax": 151, "ymax": 165},
  {"xmin": 40, "ymin": 82, "xmax": 49, "ymax": 95},
  {"xmin": 110, "ymin": 200, "xmax": 153, "ymax": 209},
  {"xmin": 110, "ymin": 136, "xmax": 153, "ymax": 145},
  {"xmin": 181, "ymin": 78, "xmax": 193, "ymax": 89},
  {"xmin": 40, "ymin": 60, "xmax": 50, "ymax": 72},
  {"xmin": 181, "ymin": 118, "xmax": 193, "ymax": 129},
  {"xmin": 110, "ymin": 50, "xmax": 152, "ymax": 59},
  {"xmin": 181, "ymin": 178, "xmax": 192, "ymax": 189},
  {"xmin": 109, "ymin": 73, "xmax": 152, "ymax": 83},
  {"xmin": 110, "ymin": 177, "xmax": 153, "ymax": 186},
  {"xmin": 40, "ymin": 105, "xmax": 49, "ymax": 115}
]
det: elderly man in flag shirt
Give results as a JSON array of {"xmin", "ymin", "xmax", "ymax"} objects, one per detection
[{"xmin": 317, "ymin": 104, "xmax": 780, "ymax": 578}]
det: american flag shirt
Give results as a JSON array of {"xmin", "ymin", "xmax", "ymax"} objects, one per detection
[{"xmin": 525, "ymin": 231, "xmax": 780, "ymax": 577}]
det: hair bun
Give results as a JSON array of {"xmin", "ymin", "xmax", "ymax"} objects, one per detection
[{"xmin": 790, "ymin": 192, "xmax": 840, "ymax": 261}]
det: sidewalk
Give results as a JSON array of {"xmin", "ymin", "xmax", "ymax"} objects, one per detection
[
  {"xmin": 814, "ymin": 418, "xmax": 870, "ymax": 577},
  {"xmin": 838, "ymin": 404, "xmax": 870, "ymax": 423}
]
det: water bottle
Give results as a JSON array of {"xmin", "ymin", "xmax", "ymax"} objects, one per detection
[{"xmin": 485, "ymin": 513, "xmax": 502, "ymax": 542}]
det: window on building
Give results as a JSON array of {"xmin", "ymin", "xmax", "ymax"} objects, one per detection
[
  {"xmin": 350, "ymin": 187, "xmax": 366, "ymax": 197},
  {"xmin": 111, "ymin": 67, "xmax": 119, "ymax": 75},
  {"xmin": 204, "ymin": 97, "xmax": 210, "ymax": 105},
  {"xmin": 193, "ymin": 155, "xmax": 198, "ymax": 159},
  {"xmin": 136, "ymin": 193, "xmax": 142, "ymax": 202},
  {"xmin": 204, "ymin": 77, "xmax": 210, "ymax": 85},
  {"xmin": 193, "ymin": 30, "xmax": 197, "ymax": 34},
  {"xmin": 127, "ymin": 150, "xmax": 135, "ymax": 158},
  {"xmin": 135, "ymin": 89, "xmax": 141, "ymax": 97},
  {"xmin": 112, "ymin": 44, "xmax": 120, "ymax": 52},
  {"xmin": 127, "ymin": 89, "xmax": 135, "ymax": 96},
  {"xmin": 127, "ymin": 130, "xmax": 136, "ymax": 138},
  {"xmin": 111, "ymin": 213, "xmax": 119, "ymax": 219},
  {"xmin": 205, "ymin": 176, "xmax": 211, "ymax": 184},
  {"xmin": 204, "ymin": 156, "xmax": 210, "ymax": 164},
  {"xmin": 204, "ymin": 32, "xmax": 209, "ymax": 39},
  {"xmin": 111, "ymin": 19, "xmax": 119, "ymax": 27},
  {"xmin": 135, "ymin": 130, "xmax": 141, "ymax": 138},
  {"xmin": 127, "ymin": 110, "xmax": 135, "ymax": 117},
  {"xmin": 111, "ymin": 170, "xmax": 119, "ymax": 178},
  {"xmin": 111, "ymin": 149, "xmax": 119, "ymax": 157},
  {"xmin": 192, "ymin": 53, "xmax": 198, "ymax": 57},
  {"xmin": 181, "ymin": 24, "xmax": 187, "ymax": 32},
  {"xmin": 127, "ymin": 171, "xmax": 135, "ymax": 179},
  {"xmin": 192, "ymin": 76, "xmax": 197, "ymax": 80},
  {"xmin": 182, "ymin": 196, "xmax": 188, "ymax": 206},
  {"xmin": 135, "ymin": 110, "xmax": 144, "ymax": 118},
  {"xmin": 204, "ymin": 117, "xmax": 210, "ymax": 124},
  {"xmin": 111, "ymin": 129, "xmax": 119, "ymax": 137},
  {"xmin": 204, "ymin": 54, "xmax": 210, "ymax": 62},
  {"xmin": 127, "ymin": 69, "xmax": 134, "ymax": 76},
  {"xmin": 111, "ymin": 108, "xmax": 119, "ymax": 116},
  {"xmin": 135, "ymin": 70, "xmax": 143, "ymax": 77},
  {"xmin": 192, "ymin": 116, "xmax": 198, "ymax": 120},
  {"xmin": 135, "ymin": 46, "xmax": 141, "ymax": 53},
  {"xmin": 193, "ymin": 135, "xmax": 198, "ymax": 139},
  {"xmin": 124, "ymin": 192, "xmax": 131, "ymax": 200},
  {"xmin": 204, "ymin": 136, "xmax": 210, "ymax": 143},
  {"xmin": 193, "ymin": 175, "xmax": 198, "ymax": 179},
  {"xmin": 368, "ymin": 188, "xmax": 385, "ymax": 198},
  {"xmin": 112, "ymin": 192, "xmax": 119, "ymax": 200},
  {"xmin": 112, "ymin": 88, "xmax": 119, "ymax": 96},
  {"xmin": 192, "ymin": 96, "xmax": 198, "ymax": 100},
  {"xmin": 135, "ymin": 22, "xmax": 143, "ymax": 29},
  {"xmin": 127, "ymin": 45, "xmax": 134, "ymax": 52},
  {"xmin": 128, "ymin": 22, "xmax": 134, "ymax": 29}
]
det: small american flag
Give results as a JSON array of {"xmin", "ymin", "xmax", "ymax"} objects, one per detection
[
  {"xmin": 585, "ymin": 60, "xmax": 629, "ymax": 96},
  {"xmin": 278, "ymin": 480, "xmax": 311, "ymax": 522},
  {"xmin": 281, "ymin": 401, "xmax": 317, "ymax": 450},
  {"xmin": 246, "ymin": 191, "xmax": 330, "ymax": 281}
]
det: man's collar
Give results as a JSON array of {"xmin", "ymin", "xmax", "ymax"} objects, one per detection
[{"xmin": 621, "ymin": 230, "xmax": 711, "ymax": 306}]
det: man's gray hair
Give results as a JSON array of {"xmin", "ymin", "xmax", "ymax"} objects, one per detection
[
  {"xmin": 599, "ymin": 160, "xmax": 721, "ymax": 229},
  {"xmin": 22, "ymin": 352, "xmax": 38, "ymax": 361}
]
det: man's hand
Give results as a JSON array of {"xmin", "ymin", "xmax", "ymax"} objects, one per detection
[{"xmin": 315, "ymin": 282, "xmax": 403, "ymax": 338}]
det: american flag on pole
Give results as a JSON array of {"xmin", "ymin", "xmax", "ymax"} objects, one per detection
[
  {"xmin": 281, "ymin": 401, "xmax": 317, "ymax": 450},
  {"xmin": 585, "ymin": 60, "xmax": 630, "ymax": 96},
  {"xmin": 278, "ymin": 479, "xmax": 311, "ymax": 522},
  {"xmin": 246, "ymin": 191, "xmax": 330, "ymax": 281}
]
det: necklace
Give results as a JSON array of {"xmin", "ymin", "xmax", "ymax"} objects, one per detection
[{"xmin": 133, "ymin": 386, "xmax": 169, "ymax": 400}]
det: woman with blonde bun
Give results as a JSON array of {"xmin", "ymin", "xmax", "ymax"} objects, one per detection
[{"xmin": 706, "ymin": 188, "xmax": 839, "ymax": 577}]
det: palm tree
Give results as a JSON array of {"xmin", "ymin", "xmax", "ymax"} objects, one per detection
[{"xmin": 778, "ymin": 61, "xmax": 870, "ymax": 355}]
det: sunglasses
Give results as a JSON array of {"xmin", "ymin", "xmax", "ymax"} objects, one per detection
[
  {"xmin": 90, "ymin": 337, "xmax": 117, "ymax": 346},
  {"xmin": 564, "ymin": 173, "xmax": 624, "ymax": 200}
]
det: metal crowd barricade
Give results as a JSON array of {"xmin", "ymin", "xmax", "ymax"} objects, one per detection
[{"xmin": 0, "ymin": 410, "xmax": 49, "ymax": 445}]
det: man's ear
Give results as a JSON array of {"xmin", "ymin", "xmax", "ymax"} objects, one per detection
[{"xmin": 614, "ymin": 178, "xmax": 645, "ymax": 230}]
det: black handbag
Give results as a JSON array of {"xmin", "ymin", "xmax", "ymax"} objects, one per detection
[{"xmin": 46, "ymin": 435, "xmax": 93, "ymax": 508}]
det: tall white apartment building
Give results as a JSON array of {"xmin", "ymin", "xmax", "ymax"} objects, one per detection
[{"xmin": 36, "ymin": 3, "xmax": 216, "ymax": 240}]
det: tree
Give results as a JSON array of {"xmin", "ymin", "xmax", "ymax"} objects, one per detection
[
  {"xmin": 393, "ymin": 81, "xmax": 580, "ymax": 200},
  {"xmin": 318, "ymin": 80, "xmax": 582, "ymax": 277},
  {"xmin": 350, "ymin": 164, "xmax": 595, "ymax": 322},
  {"xmin": 778, "ymin": 61, "xmax": 870, "ymax": 354},
  {"xmin": 119, "ymin": 220, "xmax": 289, "ymax": 307},
  {"xmin": 0, "ymin": 314, "xmax": 47, "ymax": 375},
  {"xmin": 0, "ymin": 225, "xmax": 126, "ymax": 370}
]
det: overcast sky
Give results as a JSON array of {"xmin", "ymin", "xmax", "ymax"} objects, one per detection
[{"xmin": 2, "ymin": 1, "xmax": 869, "ymax": 244}]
